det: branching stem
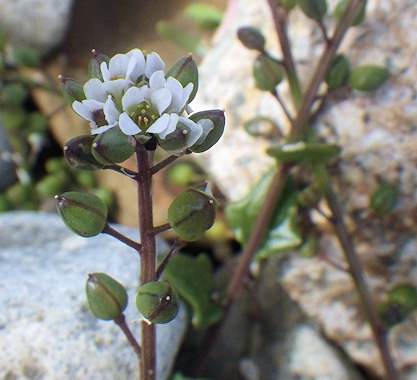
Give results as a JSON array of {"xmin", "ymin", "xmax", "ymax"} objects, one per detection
[
  {"xmin": 103, "ymin": 224, "xmax": 142, "ymax": 253},
  {"xmin": 114, "ymin": 314, "xmax": 142, "ymax": 359}
]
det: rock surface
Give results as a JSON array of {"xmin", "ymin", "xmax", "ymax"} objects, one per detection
[
  {"xmin": 0, "ymin": 0, "xmax": 74, "ymax": 54},
  {"xmin": 0, "ymin": 211, "xmax": 187, "ymax": 380},
  {"xmin": 194, "ymin": 0, "xmax": 417, "ymax": 378}
]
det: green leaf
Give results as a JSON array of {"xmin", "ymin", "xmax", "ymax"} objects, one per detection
[
  {"xmin": 185, "ymin": 3, "xmax": 223, "ymax": 31},
  {"xmin": 267, "ymin": 141, "xmax": 341, "ymax": 163},
  {"xmin": 370, "ymin": 183, "xmax": 398, "ymax": 217},
  {"xmin": 163, "ymin": 253, "xmax": 223, "ymax": 328},
  {"xmin": 226, "ymin": 171, "xmax": 302, "ymax": 259},
  {"xmin": 171, "ymin": 372, "xmax": 211, "ymax": 380}
]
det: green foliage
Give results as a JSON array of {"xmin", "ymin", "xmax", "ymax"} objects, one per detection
[
  {"xmin": 297, "ymin": 0, "xmax": 327, "ymax": 20},
  {"xmin": 253, "ymin": 54, "xmax": 284, "ymax": 92},
  {"xmin": 189, "ymin": 109, "xmax": 225, "ymax": 153},
  {"xmin": 370, "ymin": 183, "xmax": 398, "ymax": 216},
  {"xmin": 325, "ymin": 54, "xmax": 350, "ymax": 90},
  {"xmin": 171, "ymin": 373, "xmax": 211, "ymax": 380},
  {"xmin": 349, "ymin": 65, "xmax": 389, "ymax": 92},
  {"xmin": 163, "ymin": 253, "xmax": 223, "ymax": 328},
  {"xmin": 226, "ymin": 171, "xmax": 302, "ymax": 259},
  {"xmin": 334, "ymin": 0, "xmax": 367, "ymax": 26},
  {"xmin": 13, "ymin": 46, "xmax": 41, "ymax": 68},
  {"xmin": 237, "ymin": 26, "xmax": 266, "ymax": 51},
  {"xmin": 267, "ymin": 142, "xmax": 341, "ymax": 163},
  {"xmin": 185, "ymin": 3, "xmax": 223, "ymax": 31},
  {"xmin": 166, "ymin": 55, "xmax": 199, "ymax": 103},
  {"xmin": 168, "ymin": 163, "xmax": 198, "ymax": 186}
]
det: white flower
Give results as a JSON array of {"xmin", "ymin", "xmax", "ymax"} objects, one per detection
[{"xmin": 145, "ymin": 52, "xmax": 165, "ymax": 78}]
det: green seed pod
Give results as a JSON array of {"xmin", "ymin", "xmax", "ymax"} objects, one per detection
[
  {"xmin": 281, "ymin": 0, "xmax": 297, "ymax": 10},
  {"xmin": 298, "ymin": 0, "xmax": 327, "ymax": 20},
  {"xmin": 349, "ymin": 65, "xmax": 389, "ymax": 92},
  {"xmin": 64, "ymin": 135, "xmax": 105, "ymax": 171},
  {"xmin": 189, "ymin": 109, "xmax": 225, "ymax": 153},
  {"xmin": 168, "ymin": 188, "xmax": 217, "ymax": 242},
  {"xmin": 166, "ymin": 55, "xmax": 199, "ymax": 103},
  {"xmin": 86, "ymin": 272, "xmax": 128, "ymax": 321},
  {"xmin": 92, "ymin": 128, "xmax": 136, "ymax": 165},
  {"xmin": 88, "ymin": 49, "xmax": 110, "ymax": 80},
  {"xmin": 370, "ymin": 183, "xmax": 398, "ymax": 217},
  {"xmin": 334, "ymin": 0, "xmax": 367, "ymax": 26},
  {"xmin": 59, "ymin": 75, "xmax": 86, "ymax": 105},
  {"xmin": 237, "ymin": 26, "xmax": 266, "ymax": 51},
  {"xmin": 55, "ymin": 191, "xmax": 108, "ymax": 237},
  {"xmin": 388, "ymin": 284, "xmax": 417, "ymax": 312},
  {"xmin": 136, "ymin": 281, "xmax": 180, "ymax": 324},
  {"xmin": 325, "ymin": 54, "xmax": 350, "ymax": 90},
  {"xmin": 253, "ymin": 53, "xmax": 284, "ymax": 92}
]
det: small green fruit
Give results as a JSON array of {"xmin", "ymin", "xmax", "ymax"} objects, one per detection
[
  {"xmin": 349, "ymin": 65, "xmax": 389, "ymax": 92},
  {"xmin": 370, "ymin": 183, "xmax": 398, "ymax": 217},
  {"xmin": 55, "ymin": 191, "xmax": 108, "ymax": 237},
  {"xmin": 253, "ymin": 53, "xmax": 284, "ymax": 92},
  {"xmin": 325, "ymin": 54, "xmax": 350, "ymax": 90},
  {"xmin": 298, "ymin": 0, "xmax": 327, "ymax": 20},
  {"xmin": 334, "ymin": 0, "xmax": 367, "ymax": 26},
  {"xmin": 136, "ymin": 281, "xmax": 180, "ymax": 324},
  {"xmin": 86, "ymin": 273, "xmax": 128, "ymax": 320},
  {"xmin": 64, "ymin": 135, "xmax": 105, "ymax": 171},
  {"xmin": 168, "ymin": 188, "xmax": 217, "ymax": 242},
  {"xmin": 237, "ymin": 27, "xmax": 266, "ymax": 51},
  {"xmin": 92, "ymin": 128, "xmax": 136, "ymax": 165}
]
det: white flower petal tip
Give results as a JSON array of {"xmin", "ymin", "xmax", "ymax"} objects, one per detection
[{"xmin": 119, "ymin": 112, "xmax": 141, "ymax": 135}]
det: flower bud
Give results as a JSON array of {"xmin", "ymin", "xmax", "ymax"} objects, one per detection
[
  {"xmin": 281, "ymin": 0, "xmax": 297, "ymax": 10},
  {"xmin": 168, "ymin": 187, "xmax": 217, "ymax": 241},
  {"xmin": 325, "ymin": 54, "xmax": 350, "ymax": 90},
  {"xmin": 92, "ymin": 128, "xmax": 136, "ymax": 165},
  {"xmin": 253, "ymin": 53, "xmax": 284, "ymax": 92},
  {"xmin": 58, "ymin": 75, "xmax": 85, "ymax": 105},
  {"xmin": 86, "ymin": 272, "xmax": 128, "ymax": 320},
  {"xmin": 298, "ymin": 0, "xmax": 327, "ymax": 20},
  {"xmin": 334, "ymin": 0, "xmax": 367, "ymax": 26},
  {"xmin": 166, "ymin": 55, "xmax": 199, "ymax": 103},
  {"xmin": 157, "ymin": 121, "xmax": 194, "ymax": 154},
  {"xmin": 370, "ymin": 183, "xmax": 397, "ymax": 216},
  {"xmin": 267, "ymin": 142, "xmax": 341, "ymax": 163},
  {"xmin": 136, "ymin": 281, "xmax": 180, "ymax": 324},
  {"xmin": 237, "ymin": 27, "xmax": 265, "ymax": 51},
  {"xmin": 349, "ymin": 65, "xmax": 389, "ymax": 92},
  {"xmin": 55, "ymin": 191, "xmax": 108, "ymax": 237},
  {"xmin": 189, "ymin": 109, "xmax": 225, "ymax": 153},
  {"xmin": 88, "ymin": 49, "xmax": 110, "ymax": 80},
  {"xmin": 64, "ymin": 135, "xmax": 105, "ymax": 171}
]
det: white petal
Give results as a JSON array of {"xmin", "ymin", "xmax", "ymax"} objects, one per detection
[
  {"xmin": 151, "ymin": 88, "xmax": 172, "ymax": 114},
  {"xmin": 149, "ymin": 70, "xmax": 166, "ymax": 90},
  {"xmin": 100, "ymin": 62, "xmax": 110, "ymax": 81},
  {"xmin": 119, "ymin": 112, "xmax": 140, "ymax": 135},
  {"xmin": 182, "ymin": 118, "xmax": 203, "ymax": 147},
  {"xmin": 158, "ymin": 113, "xmax": 179, "ymax": 139},
  {"xmin": 92, "ymin": 124, "xmax": 115, "ymax": 135},
  {"xmin": 108, "ymin": 54, "xmax": 130, "ymax": 78},
  {"xmin": 194, "ymin": 119, "xmax": 214, "ymax": 145},
  {"xmin": 122, "ymin": 87, "xmax": 144, "ymax": 111},
  {"xmin": 165, "ymin": 77, "xmax": 184, "ymax": 111},
  {"xmin": 182, "ymin": 82, "xmax": 194, "ymax": 107},
  {"xmin": 147, "ymin": 113, "xmax": 170, "ymax": 134},
  {"xmin": 72, "ymin": 101, "xmax": 94, "ymax": 121},
  {"xmin": 126, "ymin": 49, "xmax": 146, "ymax": 82},
  {"xmin": 84, "ymin": 78, "xmax": 107, "ymax": 102},
  {"xmin": 83, "ymin": 99, "xmax": 105, "ymax": 110},
  {"xmin": 145, "ymin": 52, "xmax": 165, "ymax": 78},
  {"xmin": 104, "ymin": 96, "xmax": 120, "ymax": 124},
  {"xmin": 140, "ymin": 85, "xmax": 151, "ymax": 101},
  {"xmin": 103, "ymin": 79, "xmax": 131, "ymax": 98}
]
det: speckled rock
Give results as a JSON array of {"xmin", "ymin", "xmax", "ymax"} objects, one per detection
[
  {"xmin": 0, "ymin": 211, "xmax": 187, "ymax": 380},
  {"xmin": 194, "ymin": 0, "xmax": 417, "ymax": 378},
  {"xmin": 0, "ymin": 0, "xmax": 73, "ymax": 54}
]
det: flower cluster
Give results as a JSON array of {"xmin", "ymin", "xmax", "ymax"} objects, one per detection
[{"xmin": 61, "ymin": 49, "xmax": 224, "ymax": 155}]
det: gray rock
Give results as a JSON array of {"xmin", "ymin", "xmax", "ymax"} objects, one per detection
[
  {"xmin": 0, "ymin": 211, "xmax": 187, "ymax": 380},
  {"xmin": 0, "ymin": 0, "xmax": 74, "ymax": 54}
]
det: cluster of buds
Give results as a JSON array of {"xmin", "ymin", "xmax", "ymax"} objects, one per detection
[{"xmin": 60, "ymin": 49, "xmax": 224, "ymax": 156}]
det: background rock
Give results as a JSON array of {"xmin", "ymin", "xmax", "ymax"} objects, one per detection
[
  {"xmin": 0, "ymin": 211, "xmax": 187, "ymax": 380},
  {"xmin": 194, "ymin": 0, "xmax": 417, "ymax": 378}
]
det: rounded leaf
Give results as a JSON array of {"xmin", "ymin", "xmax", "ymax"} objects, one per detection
[
  {"xmin": 136, "ymin": 281, "xmax": 180, "ymax": 324},
  {"xmin": 237, "ymin": 27, "xmax": 265, "ymax": 51},
  {"xmin": 298, "ymin": 0, "xmax": 327, "ymax": 20},
  {"xmin": 267, "ymin": 142, "xmax": 341, "ymax": 163},
  {"xmin": 253, "ymin": 53, "xmax": 284, "ymax": 92},
  {"xmin": 388, "ymin": 284, "xmax": 417, "ymax": 312},
  {"xmin": 86, "ymin": 272, "xmax": 128, "ymax": 320},
  {"xmin": 349, "ymin": 65, "xmax": 389, "ymax": 92},
  {"xmin": 55, "ymin": 191, "xmax": 108, "ymax": 237},
  {"xmin": 189, "ymin": 110, "xmax": 225, "ymax": 153},
  {"xmin": 325, "ymin": 54, "xmax": 350, "ymax": 90},
  {"xmin": 334, "ymin": 0, "xmax": 367, "ymax": 26},
  {"xmin": 92, "ymin": 127, "xmax": 136, "ymax": 165},
  {"xmin": 64, "ymin": 135, "xmax": 105, "ymax": 171},
  {"xmin": 370, "ymin": 183, "xmax": 397, "ymax": 216},
  {"xmin": 168, "ymin": 188, "xmax": 217, "ymax": 241}
]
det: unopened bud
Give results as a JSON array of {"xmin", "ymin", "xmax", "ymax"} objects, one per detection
[
  {"xmin": 88, "ymin": 49, "xmax": 110, "ymax": 80},
  {"xmin": 237, "ymin": 27, "xmax": 265, "ymax": 51},
  {"xmin": 55, "ymin": 191, "xmax": 108, "ymax": 237},
  {"xmin": 64, "ymin": 135, "xmax": 104, "ymax": 171},
  {"xmin": 86, "ymin": 272, "xmax": 128, "ymax": 320},
  {"xmin": 59, "ymin": 75, "xmax": 85, "ymax": 105},
  {"xmin": 166, "ymin": 55, "xmax": 199, "ymax": 103},
  {"xmin": 136, "ymin": 281, "xmax": 180, "ymax": 324},
  {"xmin": 253, "ymin": 53, "xmax": 284, "ymax": 92},
  {"xmin": 298, "ymin": 0, "xmax": 328, "ymax": 20}
]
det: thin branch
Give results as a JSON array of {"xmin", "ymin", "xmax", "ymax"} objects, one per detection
[
  {"xmin": 316, "ymin": 20, "xmax": 330, "ymax": 44},
  {"xmin": 102, "ymin": 224, "xmax": 142, "ymax": 253},
  {"xmin": 149, "ymin": 155, "xmax": 181, "ymax": 175},
  {"xmin": 156, "ymin": 239, "xmax": 187, "ymax": 280},
  {"xmin": 114, "ymin": 314, "xmax": 142, "ymax": 359},
  {"xmin": 149, "ymin": 223, "xmax": 171, "ymax": 235},
  {"xmin": 105, "ymin": 164, "xmax": 139, "ymax": 180},
  {"xmin": 272, "ymin": 89, "xmax": 294, "ymax": 123}
]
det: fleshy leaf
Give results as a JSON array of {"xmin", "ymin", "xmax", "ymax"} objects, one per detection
[
  {"xmin": 226, "ymin": 171, "xmax": 302, "ymax": 259},
  {"xmin": 163, "ymin": 253, "xmax": 223, "ymax": 328}
]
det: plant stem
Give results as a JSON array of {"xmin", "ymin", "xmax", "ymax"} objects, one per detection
[
  {"xmin": 106, "ymin": 164, "xmax": 139, "ymax": 179},
  {"xmin": 114, "ymin": 314, "xmax": 142, "ymax": 359},
  {"xmin": 156, "ymin": 239, "xmax": 187, "ymax": 280},
  {"xmin": 313, "ymin": 164, "xmax": 400, "ymax": 380},
  {"xmin": 136, "ymin": 144, "xmax": 157, "ymax": 380},
  {"xmin": 103, "ymin": 224, "xmax": 142, "ymax": 252},
  {"xmin": 150, "ymin": 154, "xmax": 181, "ymax": 175}
]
